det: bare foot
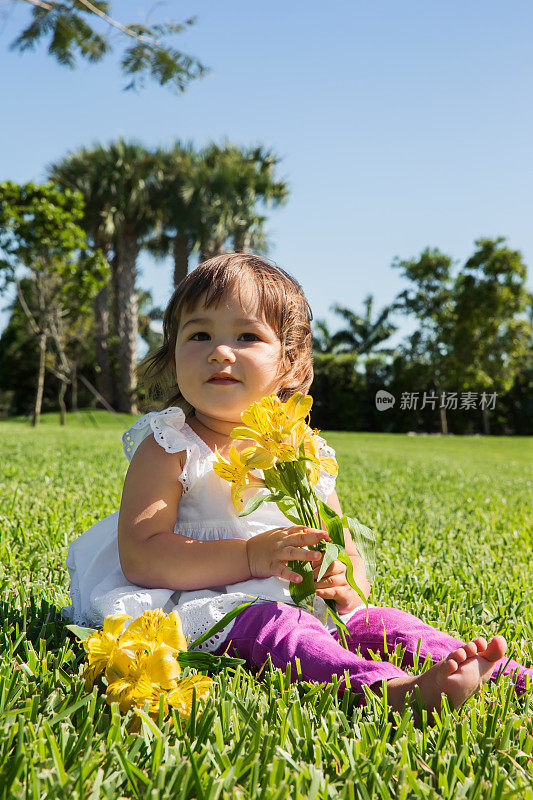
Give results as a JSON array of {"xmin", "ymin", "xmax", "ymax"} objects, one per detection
[{"xmin": 373, "ymin": 635, "xmax": 507, "ymax": 722}]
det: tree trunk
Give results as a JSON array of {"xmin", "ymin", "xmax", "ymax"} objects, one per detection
[
  {"xmin": 482, "ymin": 407, "xmax": 491, "ymax": 435},
  {"xmin": 93, "ymin": 281, "xmax": 114, "ymax": 405},
  {"xmin": 71, "ymin": 361, "xmax": 78, "ymax": 411},
  {"xmin": 115, "ymin": 228, "xmax": 139, "ymax": 414},
  {"xmin": 436, "ymin": 385, "xmax": 448, "ymax": 435},
  {"xmin": 200, "ymin": 237, "xmax": 225, "ymax": 262},
  {"xmin": 439, "ymin": 405, "xmax": 448, "ymax": 435},
  {"xmin": 32, "ymin": 332, "xmax": 47, "ymax": 427},
  {"xmin": 233, "ymin": 228, "xmax": 251, "ymax": 253},
  {"xmin": 59, "ymin": 379, "xmax": 67, "ymax": 425},
  {"xmin": 173, "ymin": 231, "xmax": 190, "ymax": 287}
]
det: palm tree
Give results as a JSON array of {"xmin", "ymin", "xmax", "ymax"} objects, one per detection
[
  {"xmin": 312, "ymin": 320, "xmax": 338, "ymax": 353},
  {"xmin": 103, "ymin": 140, "xmax": 160, "ymax": 412},
  {"xmin": 331, "ymin": 295, "xmax": 397, "ymax": 358},
  {"xmin": 147, "ymin": 142, "xmax": 199, "ymax": 287},
  {"xmin": 149, "ymin": 142, "xmax": 288, "ymax": 285},
  {"xmin": 49, "ymin": 149, "xmax": 116, "ymax": 405},
  {"xmin": 198, "ymin": 143, "xmax": 288, "ymax": 259},
  {"xmin": 52, "ymin": 140, "xmax": 160, "ymax": 413},
  {"xmin": 138, "ymin": 289, "xmax": 164, "ymax": 353}
]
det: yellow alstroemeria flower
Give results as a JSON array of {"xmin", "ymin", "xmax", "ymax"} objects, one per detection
[
  {"xmin": 82, "ymin": 613, "xmax": 131, "ymax": 689},
  {"xmin": 168, "ymin": 675, "xmax": 215, "ymax": 720},
  {"xmin": 106, "ymin": 643, "xmax": 181, "ymax": 690},
  {"xmin": 302, "ymin": 431, "xmax": 339, "ymax": 486},
  {"xmin": 106, "ymin": 670, "xmax": 166, "ymax": 716},
  {"xmin": 105, "ymin": 644, "xmax": 181, "ymax": 714},
  {"xmin": 258, "ymin": 393, "xmax": 313, "ymax": 435},
  {"xmin": 230, "ymin": 400, "xmax": 299, "ymax": 462},
  {"xmin": 212, "ymin": 445, "xmax": 272, "ymax": 511},
  {"xmin": 119, "ymin": 609, "xmax": 188, "ymax": 653}
]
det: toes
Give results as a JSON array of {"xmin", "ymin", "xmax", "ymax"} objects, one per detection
[
  {"xmin": 462, "ymin": 641, "xmax": 479, "ymax": 659},
  {"xmin": 472, "ymin": 637, "xmax": 488, "ymax": 653},
  {"xmin": 483, "ymin": 635, "xmax": 507, "ymax": 662},
  {"xmin": 449, "ymin": 647, "xmax": 467, "ymax": 664},
  {"xmin": 445, "ymin": 658, "xmax": 459, "ymax": 674}
]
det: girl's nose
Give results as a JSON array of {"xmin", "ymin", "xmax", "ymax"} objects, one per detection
[{"xmin": 208, "ymin": 343, "xmax": 236, "ymax": 363}]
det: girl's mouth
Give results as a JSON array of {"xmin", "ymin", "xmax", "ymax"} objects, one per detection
[{"xmin": 208, "ymin": 377, "xmax": 239, "ymax": 384}]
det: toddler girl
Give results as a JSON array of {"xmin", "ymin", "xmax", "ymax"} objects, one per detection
[{"xmin": 63, "ymin": 253, "xmax": 531, "ymax": 716}]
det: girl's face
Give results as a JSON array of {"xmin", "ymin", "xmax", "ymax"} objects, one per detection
[{"xmin": 174, "ymin": 282, "xmax": 288, "ymax": 428}]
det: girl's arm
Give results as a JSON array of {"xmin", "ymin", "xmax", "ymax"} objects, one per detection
[{"xmin": 118, "ymin": 435, "xmax": 252, "ymax": 590}]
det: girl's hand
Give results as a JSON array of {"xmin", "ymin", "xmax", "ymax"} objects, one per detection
[
  {"xmin": 246, "ymin": 526, "xmax": 330, "ymax": 582},
  {"xmin": 312, "ymin": 555, "xmax": 365, "ymax": 616}
]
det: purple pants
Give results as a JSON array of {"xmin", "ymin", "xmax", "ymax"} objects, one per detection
[{"xmin": 213, "ymin": 601, "xmax": 532, "ymax": 703}]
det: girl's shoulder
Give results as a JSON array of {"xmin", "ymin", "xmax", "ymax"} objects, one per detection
[{"xmin": 122, "ymin": 406, "xmax": 192, "ymax": 463}]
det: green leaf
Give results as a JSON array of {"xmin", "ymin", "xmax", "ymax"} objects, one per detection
[
  {"xmin": 177, "ymin": 651, "xmax": 245, "ymax": 670},
  {"xmin": 288, "ymin": 561, "xmax": 315, "ymax": 610},
  {"xmin": 275, "ymin": 495, "xmax": 303, "ymax": 525},
  {"xmin": 323, "ymin": 600, "xmax": 354, "ymax": 649},
  {"xmin": 238, "ymin": 492, "xmax": 273, "ymax": 517},
  {"xmin": 317, "ymin": 542, "xmax": 340, "ymax": 581},
  {"xmin": 337, "ymin": 552, "xmax": 369, "ymax": 609},
  {"xmin": 66, "ymin": 624, "xmax": 96, "ymax": 641},
  {"xmin": 342, "ymin": 515, "xmax": 377, "ymax": 582},
  {"xmin": 188, "ymin": 598, "xmax": 260, "ymax": 649},
  {"xmin": 318, "ymin": 500, "xmax": 345, "ymax": 546},
  {"xmin": 318, "ymin": 500, "xmax": 338, "ymax": 524}
]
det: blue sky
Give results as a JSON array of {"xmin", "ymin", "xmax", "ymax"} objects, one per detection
[{"xmin": 1, "ymin": 0, "xmax": 532, "ymax": 348}]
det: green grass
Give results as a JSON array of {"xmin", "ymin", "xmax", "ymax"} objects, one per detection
[{"xmin": 0, "ymin": 411, "xmax": 532, "ymax": 799}]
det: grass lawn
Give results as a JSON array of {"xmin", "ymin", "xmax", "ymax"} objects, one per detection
[{"xmin": 0, "ymin": 410, "xmax": 532, "ymax": 799}]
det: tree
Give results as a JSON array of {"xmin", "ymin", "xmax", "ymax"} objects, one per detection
[
  {"xmin": 450, "ymin": 238, "xmax": 531, "ymax": 434},
  {"xmin": 8, "ymin": 1, "xmax": 208, "ymax": 92},
  {"xmin": 51, "ymin": 139, "xmax": 160, "ymax": 413},
  {"xmin": 149, "ymin": 142, "xmax": 288, "ymax": 287},
  {"xmin": 330, "ymin": 295, "xmax": 397, "ymax": 358},
  {"xmin": 0, "ymin": 181, "xmax": 109, "ymax": 424},
  {"xmin": 393, "ymin": 248, "xmax": 457, "ymax": 434},
  {"xmin": 147, "ymin": 142, "xmax": 199, "ymax": 287},
  {"xmin": 49, "ymin": 147, "xmax": 115, "ymax": 405},
  {"xmin": 195, "ymin": 143, "xmax": 288, "ymax": 261},
  {"xmin": 137, "ymin": 289, "xmax": 163, "ymax": 354},
  {"xmin": 103, "ymin": 140, "xmax": 160, "ymax": 413},
  {"xmin": 312, "ymin": 319, "xmax": 338, "ymax": 354},
  {"xmin": 393, "ymin": 240, "xmax": 530, "ymax": 434}
]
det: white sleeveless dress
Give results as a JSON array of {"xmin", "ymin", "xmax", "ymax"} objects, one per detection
[{"xmin": 62, "ymin": 406, "xmax": 361, "ymax": 652}]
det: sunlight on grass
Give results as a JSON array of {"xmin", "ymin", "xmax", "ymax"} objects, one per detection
[{"xmin": 0, "ymin": 412, "xmax": 531, "ymax": 798}]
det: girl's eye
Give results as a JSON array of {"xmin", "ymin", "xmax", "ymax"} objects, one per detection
[{"xmin": 189, "ymin": 332, "xmax": 260, "ymax": 342}]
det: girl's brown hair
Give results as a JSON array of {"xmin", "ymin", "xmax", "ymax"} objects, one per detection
[{"xmin": 138, "ymin": 253, "xmax": 314, "ymax": 415}]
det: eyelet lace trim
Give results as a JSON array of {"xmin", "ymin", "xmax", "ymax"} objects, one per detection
[
  {"xmin": 177, "ymin": 449, "xmax": 192, "ymax": 494},
  {"xmin": 122, "ymin": 408, "xmax": 198, "ymax": 493},
  {"xmin": 314, "ymin": 437, "xmax": 337, "ymax": 501}
]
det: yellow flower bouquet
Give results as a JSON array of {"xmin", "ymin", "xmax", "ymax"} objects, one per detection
[
  {"xmin": 213, "ymin": 393, "xmax": 377, "ymax": 645},
  {"xmin": 68, "ymin": 608, "xmax": 249, "ymax": 732}
]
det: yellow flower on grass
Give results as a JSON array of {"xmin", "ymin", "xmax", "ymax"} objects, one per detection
[
  {"xmin": 213, "ymin": 445, "xmax": 271, "ymax": 511},
  {"xmin": 119, "ymin": 609, "xmax": 188, "ymax": 653},
  {"xmin": 105, "ymin": 644, "xmax": 181, "ymax": 713},
  {"xmin": 168, "ymin": 675, "xmax": 214, "ymax": 720},
  {"xmin": 82, "ymin": 613, "xmax": 131, "ymax": 689},
  {"xmin": 106, "ymin": 670, "xmax": 166, "ymax": 715}
]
